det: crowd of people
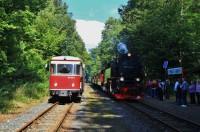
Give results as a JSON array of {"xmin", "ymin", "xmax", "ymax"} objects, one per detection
[{"xmin": 146, "ymin": 78, "xmax": 200, "ymax": 107}]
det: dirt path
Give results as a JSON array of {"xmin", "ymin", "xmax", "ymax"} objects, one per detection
[{"xmin": 60, "ymin": 84, "xmax": 162, "ymax": 132}]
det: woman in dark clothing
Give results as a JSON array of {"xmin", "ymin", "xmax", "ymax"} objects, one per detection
[
  {"xmin": 177, "ymin": 81, "xmax": 182, "ymax": 105},
  {"xmin": 189, "ymin": 81, "xmax": 196, "ymax": 104}
]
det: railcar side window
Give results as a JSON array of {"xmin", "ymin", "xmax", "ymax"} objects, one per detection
[
  {"xmin": 75, "ymin": 64, "xmax": 81, "ymax": 75},
  {"xmin": 50, "ymin": 64, "xmax": 56, "ymax": 74},
  {"xmin": 57, "ymin": 64, "xmax": 73, "ymax": 74}
]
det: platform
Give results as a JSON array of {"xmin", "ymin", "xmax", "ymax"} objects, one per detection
[{"xmin": 143, "ymin": 96, "xmax": 200, "ymax": 124}]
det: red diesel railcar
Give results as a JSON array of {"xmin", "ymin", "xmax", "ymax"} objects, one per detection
[{"xmin": 49, "ymin": 56, "xmax": 84, "ymax": 100}]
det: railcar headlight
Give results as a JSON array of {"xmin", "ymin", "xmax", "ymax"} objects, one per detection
[
  {"xmin": 120, "ymin": 77, "xmax": 124, "ymax": 81},
  {"xmin": 54, "ymin": 82, "xmax": 58, "ymax": 87},
  {"xmin": 136, "ymin": 78, "xmax": 140, "ymax": 82}
]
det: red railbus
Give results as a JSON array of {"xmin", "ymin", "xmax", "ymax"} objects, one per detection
[{"xmin": 49, "ymin": 56, "xmax": 84, "ymax": 100}]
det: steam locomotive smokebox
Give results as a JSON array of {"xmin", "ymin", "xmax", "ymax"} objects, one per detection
[{"xmin": 111, "ymin": 53, "xmax": 143, "ymax": 81}]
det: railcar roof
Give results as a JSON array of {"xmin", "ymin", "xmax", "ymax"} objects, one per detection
[{"xmin": 51, "ymin": 56, "xmax": 81, "ymax": 61}]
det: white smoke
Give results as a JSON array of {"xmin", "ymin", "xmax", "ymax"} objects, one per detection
[{"xmin": 117, "ymin": 42, "xmax": 128, "ymax": 54}]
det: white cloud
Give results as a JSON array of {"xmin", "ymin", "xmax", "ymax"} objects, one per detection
[{"xmin": 75, "ymin": 19, "xmax": 105, "ymax": 50}]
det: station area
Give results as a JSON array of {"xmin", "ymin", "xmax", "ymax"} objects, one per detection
[
  {"xmin": 143, "ymin": 96, "xmax": 200, "ymax": 124},
  {"xmin": 60, "ymin": 84, "xmax": 200, "ymax": 131},
  {"xmin": 1, "ymin": 83, "xmax": 200, "ymax": 131},
  {"xmin": 62, "ymin": 84, "xmax": 165, "ymax": 131}
]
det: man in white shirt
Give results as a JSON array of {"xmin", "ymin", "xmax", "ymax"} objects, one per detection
[
  {"xmin": 180, "ymin": 78, "xmax": 189, "ymax": 107},
  {"xmin": 174, "ymin": 79, "xmax": 180, "ymax": 104}
]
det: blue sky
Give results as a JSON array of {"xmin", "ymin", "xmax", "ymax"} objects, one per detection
[
  {"xmin": 64, "ymin": 0, "xmax": 128, "ymax": 50},
  {"xmin": 65, "ymin": 0, "xmax": 128, "ymax": 22}
]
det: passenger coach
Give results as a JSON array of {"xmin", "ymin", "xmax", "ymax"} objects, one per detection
[{"xmin": 49, "ymin": 56, "xmax": 84, "ymax": 100}]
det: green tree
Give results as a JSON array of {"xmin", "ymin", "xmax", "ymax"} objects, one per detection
[
  {"xmin": 0, "ymin": 0, "xmax": 88, "ymax": 82},
  {"xmin": 119, "ymin": 0, "xmax": 200, "ymax": 78}
]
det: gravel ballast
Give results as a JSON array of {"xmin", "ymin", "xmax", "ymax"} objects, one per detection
[{"xmin": 0, "ymin": 102, "xmax": 52, "ymax": 131}]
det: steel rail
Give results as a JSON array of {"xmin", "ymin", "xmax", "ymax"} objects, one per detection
[
  {"xmin": 92, "ymin": 84, "xmax": 177, "ymax": 130},
  {"xmin": 125, "ymin": 102, "xmax": 180, "ymax": 132},
  {"xmin": 139, "ymin": 101, "xmax": 200, "ymax": 128},
  {"xmin": 16, "ymin": 102, "xmax": 58, "ymax": 132},
  {"xmin": 125, "ymin": 102, "xmax": 200, "ymax": 132},
  {"xmin": 92, "ymin": 84, "xmax": 200, "ymax": 131},
  {"xmin": 54, "ymin": 102, "xmax": 74, "ymax": 132}
]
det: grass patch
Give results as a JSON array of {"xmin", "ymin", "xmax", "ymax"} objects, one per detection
[{"xmin": 0, "ymin": 80, "xmax": 49, "ymax": 114}]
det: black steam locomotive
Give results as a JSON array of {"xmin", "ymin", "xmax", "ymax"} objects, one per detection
[{"xmin": 98, "ymin": 51, "xmax": 144, "ymax": 100}]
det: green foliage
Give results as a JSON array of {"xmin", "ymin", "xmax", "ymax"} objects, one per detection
[
  {"xmin": 119, "ymin": 0, "xmax": 200, "ymax": 79},
  {"xmin": 88, "ymin": 48, "xmax": 101, "ymax": 76},
  {"xmin": 88, "ymin": 18, "xmax": 124, "ymax": 77},
  {"xmin": 91, "ymin": 0, "xmax": 200, "ymax": 80},
  {"xmin": 0, "ymin": 81, "xmax": 48, "ymax": 113},
  {"xmin": 15, "ymin": 81, "xmax": 49, "ymax": 101},
  {"xmin": 99, "ymin": 17, "xmax": 124, "ymax": 65},
  {"xmin": 0, "ymin": 0, "xmax": 89, "ymax": 112},
  {"xmin": 0, "ymin": 0, "xmax": 88, "ymax": 81}
]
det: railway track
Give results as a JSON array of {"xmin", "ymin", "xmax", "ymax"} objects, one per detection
[
  {"xmin": 125, "ymin": 101, "xmax": 200, "ymax": 132},
  {"xmin": 17, "ymin": 102, "xmax": 74, "ymax": 132}
]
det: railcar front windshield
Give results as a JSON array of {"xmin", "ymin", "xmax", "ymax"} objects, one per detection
[
  {"xmin": 50, "ymin": 63, "xmax": 81, "ymax": 75},
  {"xmin": 57, "ymin": 64, "xmax": 73, "ymax": 74}
]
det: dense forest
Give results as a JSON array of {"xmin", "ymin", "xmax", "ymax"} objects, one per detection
[
  {"xmin": 90, "ymin": 0, "xmax": 200, "ymax": 80},
  {"xmin": 0, "ymin": 0, "xmax": 89, "ymax": 112},
  {"xmin": 0, "ymin": 0, "xmax": 89, "ymax": 82}
]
